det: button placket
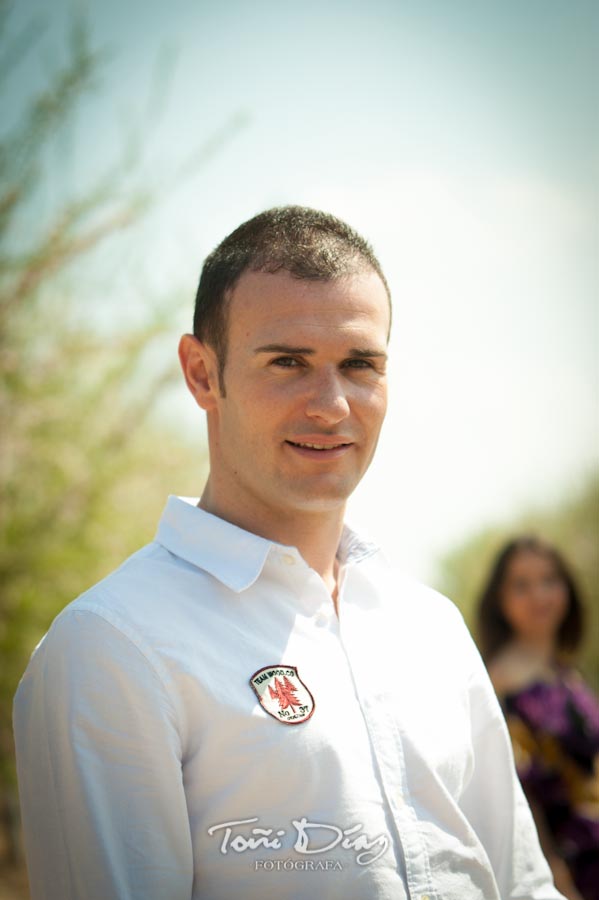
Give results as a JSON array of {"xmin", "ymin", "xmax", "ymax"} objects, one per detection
[
  {"xmin": 336, "ymin": 574, "xmax": 436, "ymax": 899},
  {"xmin": 314, "ymin": 603, "xmax": 338, "ymax": 628}
]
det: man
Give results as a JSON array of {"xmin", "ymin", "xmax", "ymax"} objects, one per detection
[{"xmin": 13, "ymin": 206, "xmax": 566, "ymax": 899}]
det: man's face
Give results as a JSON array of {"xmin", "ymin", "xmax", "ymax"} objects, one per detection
[{"xmin": 200, "ymin": 267, "xmax": 390, "ymax": 527}]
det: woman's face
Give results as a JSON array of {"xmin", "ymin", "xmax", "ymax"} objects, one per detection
[{"xmin": 500, "ymin": 550, "xmax": 570, "ymax": 645}]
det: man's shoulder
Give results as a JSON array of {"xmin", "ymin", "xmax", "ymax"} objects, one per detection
[
  {"xmin": 354, "ymin": 553, "xmax": 482, "ymax": 681},
  {"xmin": 51, "ymin": 536, "xmax": 211, "ymax": 643},
  {"xmin": 17, "ymin": 537, "xmax": 214, "ymax": 689},
  {"xmin": 363, "ymin": 550, "xmax": 466, "ymax": 625},
  {"xmin": 13, "ymin": 540, "xmax": 193, "ymax": 719},
  {"xmin": 67, "ymin": 540, "xmax": 175, "ymax": 608}
]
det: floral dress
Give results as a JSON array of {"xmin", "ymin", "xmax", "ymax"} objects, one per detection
[{"xmin": 502, "ymin": 664, "xmax": 599, "ymax": 900}]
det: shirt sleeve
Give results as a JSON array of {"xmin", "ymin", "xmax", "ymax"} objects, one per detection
[
  {"xmin": 12, "ymin": 606, "xmax": 194, "ymax": 900},
  {"xmin": 458, "ymin": 640, "xmax": 567, "ymax": 900}
]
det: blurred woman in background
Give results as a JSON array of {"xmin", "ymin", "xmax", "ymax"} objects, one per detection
[{"xmin": 477, "ymin": 535, "xmax": 599, "ymax": 900}]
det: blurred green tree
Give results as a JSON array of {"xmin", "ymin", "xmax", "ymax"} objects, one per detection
[
  {"xmin": 0, "ymin": 7, "xmax": 243, "ymax": 871},
  {"xmin": 435, "ymin": 472, "xmax": 599, "ymax": 692}
]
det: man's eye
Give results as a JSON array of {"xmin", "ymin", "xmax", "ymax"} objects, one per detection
[
  {"xmin": 344, "ymin": 358, "xmax": 373, "ymax": 369},
  {"xmin": 272, "ymin": 356, "xmax": 299, "ymax": 367}
]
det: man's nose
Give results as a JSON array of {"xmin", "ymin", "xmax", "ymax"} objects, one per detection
[{"xmin": 304, "ymin": 368, "xmax": 350, "ymax": 423}]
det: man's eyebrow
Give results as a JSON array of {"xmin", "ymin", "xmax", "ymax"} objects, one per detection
[
  {"xmin": 253, "ymin": 343, "xmax": 387, "ymax": 359},
  {"xmin": 347, "ymin": 347, "xmax": 388, "ymax": 359},
  {"xmin": 254, "ymin": 344, "xmax": 315, "ymax": 355}
]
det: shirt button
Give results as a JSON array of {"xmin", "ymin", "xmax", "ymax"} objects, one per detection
[{"xmin": 281, "ymin": 554, "xmax": 295, "ymax": 565}]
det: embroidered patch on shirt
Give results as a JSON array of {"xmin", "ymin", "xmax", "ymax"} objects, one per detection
[{"xmin": 250, "ymin": 665, "xmax": 315, "ymax": 725}]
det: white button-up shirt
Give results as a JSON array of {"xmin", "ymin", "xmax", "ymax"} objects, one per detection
[{"xmin": 13, "ymin": 496, "xmax": 565, "ymax": 900}]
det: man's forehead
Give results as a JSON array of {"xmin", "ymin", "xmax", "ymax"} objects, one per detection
[
  {"xmin": 227, "ymin": 268, "xmax": 390, "ymax": 332},
  {"xmin": 242, "ymin": 312, "xmax": 390, "ymax": 357}
]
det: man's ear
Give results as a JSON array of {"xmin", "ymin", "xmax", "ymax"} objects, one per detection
[{"xmin": 178, "ymin": 334, "xmax": 221, "ymax": 411}]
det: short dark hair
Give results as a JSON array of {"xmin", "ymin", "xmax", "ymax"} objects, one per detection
[
  {"xmin": 476, "ymin": 535, "xmax": 584, "ymax": 664},
  {"xmin": 193, "ymin": 205, "xmax": 391, "ymax": 394}
]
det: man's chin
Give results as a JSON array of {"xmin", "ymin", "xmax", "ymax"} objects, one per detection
[{"xmin": 279, "ymin": 481, "xmax": 358, "ymax": 514}]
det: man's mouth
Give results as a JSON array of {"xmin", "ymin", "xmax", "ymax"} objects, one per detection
[{"xmin": 285, "ymin": 440, "xmax": 352, "ymax": 451}]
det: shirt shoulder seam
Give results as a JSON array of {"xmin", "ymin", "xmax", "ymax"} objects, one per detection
[{"xmin": 56, "ymin": 601, "xmax": 185, "ymax": 734}]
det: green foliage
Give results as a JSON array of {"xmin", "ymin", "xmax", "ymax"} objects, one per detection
[
  {"xmin": 0, "ymin": 8, "xmax": 223, "ymax": 866},
  {"xmin": 435, "ymin": 472, "xmax": 599, "ymax": 692}
]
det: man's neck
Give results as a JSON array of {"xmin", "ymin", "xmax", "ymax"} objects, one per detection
[{"xmin": 198, "ymin": 481, "xmax": 344, "ymax": 601}]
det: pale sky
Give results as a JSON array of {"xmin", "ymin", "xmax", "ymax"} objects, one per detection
[{"xmin": 7, "ymin": 0, "xmax": 598, "ymax": 580}]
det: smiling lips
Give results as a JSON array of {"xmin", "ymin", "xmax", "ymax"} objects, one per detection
[
  {"xmin": 288, "ymin": 441, "xmax": 349, "ymax": 450},
  {"xmin": 285, "ymin": 439, "xmax": 353, "ymax": 456}
]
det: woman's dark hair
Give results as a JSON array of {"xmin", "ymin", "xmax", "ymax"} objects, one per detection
[
  {"xmin": 476, "ymin": 535, "xmax": 584, "ymax": 664},
  {"xmin": 193, "ymin": 205, "xmax": 391, "ymax": 394}
]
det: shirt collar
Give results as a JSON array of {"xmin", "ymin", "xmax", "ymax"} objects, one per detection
[{"xmin": 155, "ymin": 495, "xmax": 379, "ymax": 593}]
